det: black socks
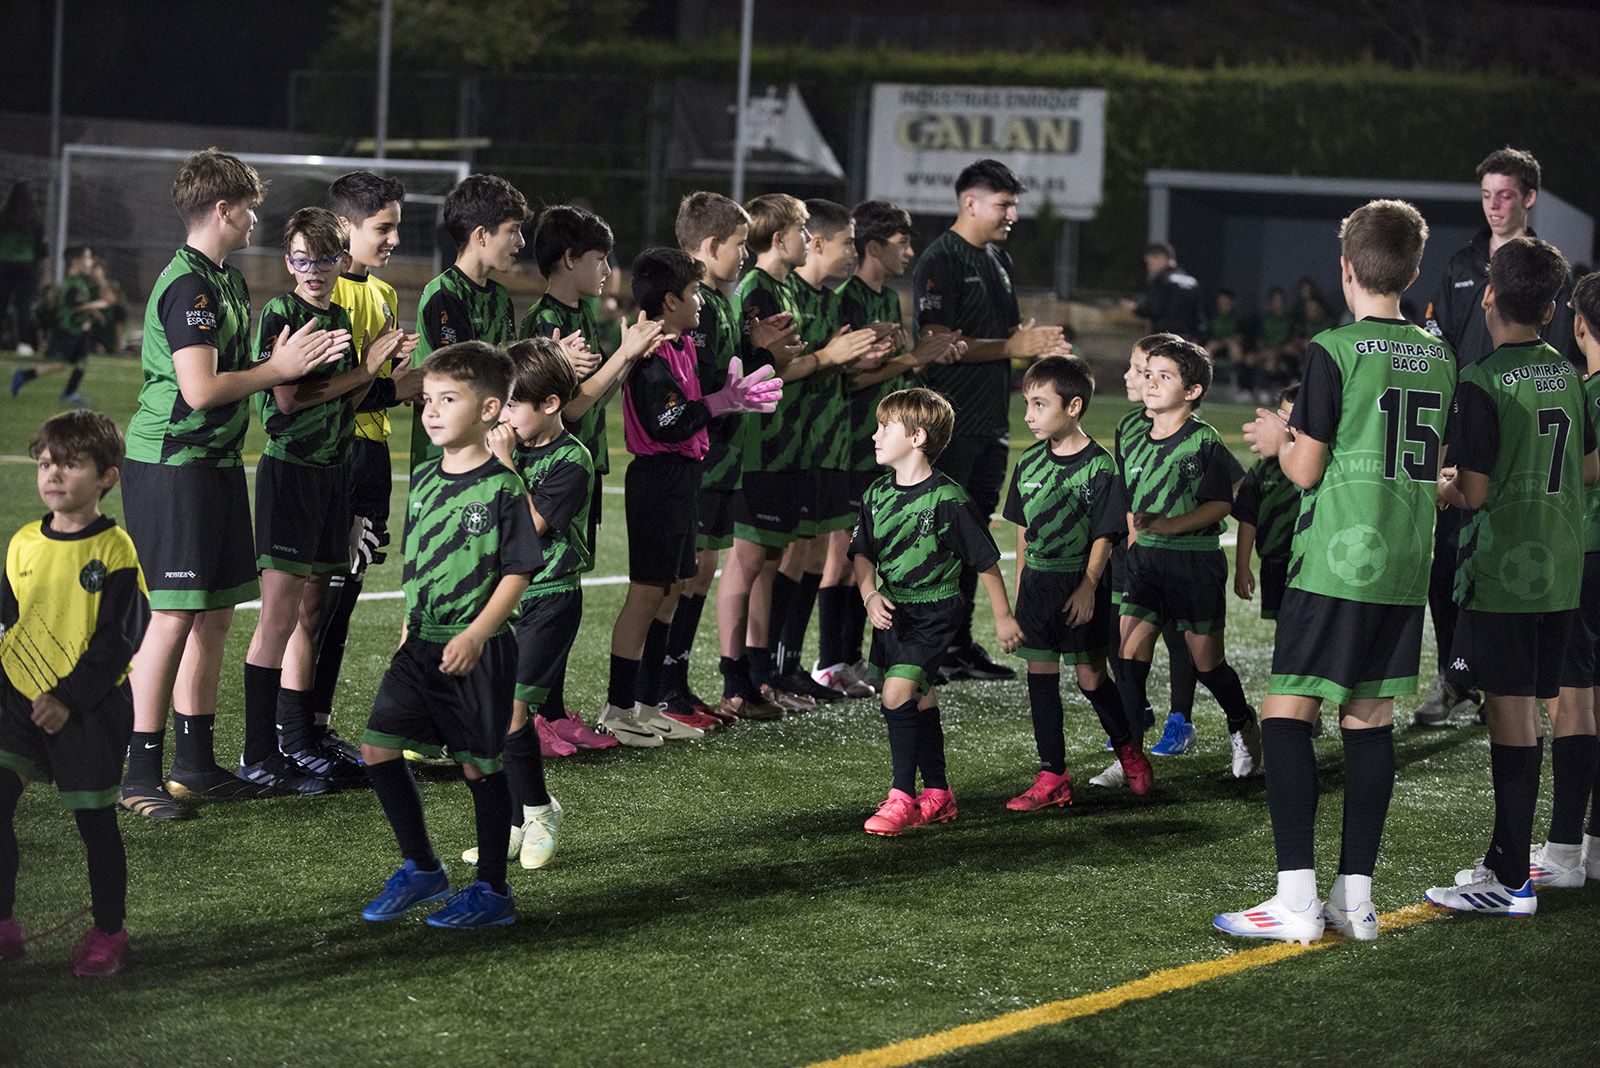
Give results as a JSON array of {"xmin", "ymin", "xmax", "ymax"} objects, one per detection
[
  {"xmin": 778, "ymin": 571, "xmax": 821, "ymax": 675},
  {"xmin": 242, "ymin": 663, "xmax": 282, "ymax": 766},
  {"xmin": 1337, "ymin": 724, "xmax": 1394, "ymax": 878},
  {"xmin": 1486, "ymin": 740, "xmax": 1543, "ymax": 888},
  {"xmin": 1263, "ymin": 718, "xmax": 1318, "ymax": 872},
  {"xmin": 311, "ymin": 572, "xmax": 363, "ymax": 722},
  {"xmin": 1549, "ymin": 734, "xmax": 1599, "ymax": 846},
  {"xmin": 767, "ymin": 572, "xmax": 798, "ymax": 676},
  {"xmin": 665, "ymin": 593, "xmax": 707, "ymax": 696},
  {"xmin": 883, "ymin": 700, "xmax": 920, "ymax": 795},
  {"xmin": 720, "ymin": 655, "xmax": 756, "ymax": 700},
  {"xmin": 466, "ymin": 773, "xmax": 512, "ymax": 893},
  {"xmin": 917, "ymin": 706, "xmax": 949, "ymax": 791},
  {"xmin": 0, "ymin": 770, "xmax": 20, "ymax": 921},
  {"xmin": 1113, "ymin": 658, "xmax": 1150, "ymax": 744},
  {"xmin": 503, "ymin": 723, "xmax": 550, "ymax": 812},
  {"xmin": 63, "ymin": 366, "xmax": 85, "ymax": 398},
  {"xmin": 74, "ymin": 807, "xmax": 126, "ymax": 934},
  {"xmin": 636, "ymin": 620, "xmax": 670, "ymax": 707},
  {"xmin": 1195, "ymin": 662, "xmax": 1255, "ymax": 733},
  {"xmin": 125, "ymin": 729, "xmax": 165, "ymax": 785},
  {"xmin": 366, "ymin": 759, "xmax": 438, "ymax": 870},
  {"xmin": 173, "ymin": 712, "xmax": 217, "ymax": 770},
  {"xmin": 607, "ymin": 654, "xmax": 639, "ymax": 710},
  {"xmin": 1162, "ymin": 623, "xmax": 1197, "ymax": 719},
  {"xmin": 277, "ymin": 688, "xmax": 315, "ymax": 755},
  {"xmin": 1026, "ymin": 673, "xmax": 1066, "ymax": 774},
  {"xmin": 1082, "ymin": 679, "xmax": 1127, "ymax": 750}
]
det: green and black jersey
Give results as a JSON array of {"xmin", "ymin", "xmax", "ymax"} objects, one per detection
[
  {"xmin": 127, "ymin": 246, "xmax": 254, "ymax": 468},
  {"xmin": 1585, "ymin": 372, "xmax": 1600, "ymax": 555},
  {"xmin": 687, "ymin": 283, "xmax": 744, "ymax": 493},
  {"xmin": 836, "ymin": 275, "xmax": 907, "ymax": 474},
  {"xmin": 850, "ymin": 470, "xmax": 1001, "ymax": 603},
  {"xmin": 1451, "ymin": 340, "xmax": 1593, "ymax": 613},
  {"xmin": 54, "ymin": 273, "xmax": 97, "ymax": 333},
  {"xmin": 788, "ymin": 273, "xmax": 850, "ymax": 471},
  {"xmin": 1116, "ymin": 415, "xmax": 1242, "ymax": 550},
  {"xmin": 514, "ymin": 431, "xmax": 595, "ymax": 598},
  {"xmin": 254, "ymin": 293, "xmax": 359, "ymax": 467},
  {"xmin": 402, "ymin": 456, "xmax": 541, "ymax": 641},
  {"xmin": 1112, "ymin": 405, "xmax": 1149, "ymax": 472},
  {"xmin": 1233, "ymin": 458, "xmax": 1299, "ymax": 563},
  {"xmin": 733, "ymin": 267, "xmax": 806, "ymax": 473},
  {"xmin": 913, "ymin": 229, "xmax": 1020, "ymax": 440},
  {"xmin": 521, "ymin": 293, "xmax": 609, "ymax": 476},
  {"xmin": 408, "ymin": 266, "xmax": 516, "ymax": 472},
  {"xmin": 1287, "ymin": 318, "xmax": 1456, "ymax": 605},
  {"xmin": 1003, "ymin": 438, "xmax": 1122, "ymax": 572}
]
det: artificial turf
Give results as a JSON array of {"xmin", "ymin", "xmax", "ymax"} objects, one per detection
[{"xmin": 0, "ymin": 352, "xmax": 1595, "ymax": 1067}]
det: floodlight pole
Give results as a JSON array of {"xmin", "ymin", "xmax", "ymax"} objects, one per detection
[
  {"xmin": 730, "ymin": 0, "xmax": 753, "ymax": 202},
  {"xmin": 375, "ymin": 0, "xmax": 393, "ymax": 159},
  {"xmin": 49, "ymin": 0, "xmax": 65, "ymax": 281}
]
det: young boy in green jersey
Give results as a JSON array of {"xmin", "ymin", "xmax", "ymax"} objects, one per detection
[
  {"xmin": 1424, "ymin": 238, "xmax": 1597, "ymax": 916},
  {"xmin": 1003, "ymin": 357, "xmax": 1126, "ymax": 811},
  {"xmin": 1, "ymin": 411, "xmax": 149, "ymax": 976},
  {"xmin": 241, "ymin": 208, "xmax": 414, "ymax": 795},
  {"xmin": 9, "ymin": 244, "xmax": 111, "ymax": 403},
  {"xmin": 853, "ymin": 387, "xmax": 1021, "ymax": 835},
  {"xmin": 312, "ymin": 172, "xmax": 422, "ymax": 752},
  {"xmin": 359, "ymin": 341, "xmax": 540, "ymax": 929},
  {"xmin": 119, "ymin": 149, "xmax": 350, "ymax": 821},
  {"xmin": 1233, "ymin": 383, "xmax": 1301, "ymax": 625},
  {"xmin": 1217, "ymin": 199, "xmax": 1455, "ymax": 944},
  {"xmin": 408, "ymin": 174, "xmax": 529, "ymax": 475},
  {"xmin": 1108, "ymin": 338, "xmax": 1254, "ymax": 795}
]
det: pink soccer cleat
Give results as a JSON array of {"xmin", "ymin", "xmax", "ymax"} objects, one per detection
[
  {"xmin": 917, "ymin": 787, "xmax": 959, "ymax": 825},
  {"xmin": 71, "ymin": 927, "xmax": 129, "ymax": 977},
  {"xmin": 864, "ymin": 788, "xmax": 926, "ymax": 836},
  {"xmin": 548, "ymin": 714, "xmax": 620, "ymax": 751},
  {"xmin": 1114, "ymin": 741, "xmax": 1155, "ymax": 797},
  {"xmin": 1006, "ymin": 769, "xmax": 1074, "ymax": 811},
  {"xmin": 533, "ymin": 714, "xmax": 577, "ymax": 758}
]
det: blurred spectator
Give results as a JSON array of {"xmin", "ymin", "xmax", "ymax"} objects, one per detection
[
  {"xmin": 0, "ymin": 181, "xmax": 45, "ymax": 355},
  {"xmin": 1122, "ymin": 241, "xmax": 1206, "ymax": 341}
]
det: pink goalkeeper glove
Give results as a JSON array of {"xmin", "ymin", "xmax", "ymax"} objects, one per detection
[{"xmin": 704, "ymin": 357, "xmax": 782, "ymax": 417}]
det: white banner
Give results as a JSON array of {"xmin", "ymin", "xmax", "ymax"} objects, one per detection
[{"xmin": 866, "ymin": 84, "xmax": 1107, "ymax": 220}]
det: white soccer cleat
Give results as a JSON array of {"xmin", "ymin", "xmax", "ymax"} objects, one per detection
[
  {"xmin": 1222, "ymin": 720, "xmax": 1262, "ymax": 780},
  {"xmin": 1453, "ymin": 856, "xmax": 1492, "ymax": 886},
  {"xmin": 1587, "ymin": 834, "xmax": 1600, "ymax": 882},
  {"xmin": 1528, "ymin": 841, "xmax": 1586, "ymax": 889},
  {"xmin": 1321, "ymin": 875, "xmax": 1379, "ymax": 941},
  {"xmin": 519, "ymin": 797, "xmax": 564, "ymax": 870},
  {"xmin": 595, "ymin": 703, "xmax": 665, "ymax": 748},
  {"xmin": 636, "ymin": 704, "xmax": 704, "ymax": 741},
  {"xmin": 1425, "ymin": 872, "xmax": 1536, "ymax": 916},
  {"xmin": 462, "ymin": 823, "xmax": 524, "ymax": 865},
  {"xmin": 813, "ymin": 661, "xmax": 875, "ymax": 698},
  {"xmin": 1213, "ymin": 894, "xmax": 1326, "ymax": 945},
  {"xmin": 1088, "ymin": 758, "xmax": 1126, "ymax": 789}
]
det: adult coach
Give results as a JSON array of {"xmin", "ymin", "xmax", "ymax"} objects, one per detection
[
  {"xmin": 1415, "ymin": 146, "xmax": 1579, "ymax": 728},
  {"xmin": 1122, "ymin": 242, "xmax": 1206, "ymax": 342},
  {"xmin": 915, "ymin": 159, "xmax": 1072, "ymax": 681}
]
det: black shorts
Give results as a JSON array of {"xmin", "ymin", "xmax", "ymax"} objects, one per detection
[
  {"xmin": 121, "ymin": 459, "xmax": 259, "ymax": 611},
  {"xmin": 696, "ymin": 485, "xmax": 738, "ymax": 552},
  {"xmin": 816, "ymin": 469, "xmax": 856, "ymax": 534},
  {"xmin": 795, "ymin": 469, "xmax": 820, "ymax": 538},
  {"xmin": 364, "ymin": 632, "xmax": 518, "ymax": 774},
  {"xmin": 1119, "ymin": 544, "xmax": 1228, "ymax": 634},
  {"xmin": 867, "ymin": 595, "xmax": 962, "ymax": 697},
  {"xmin": 47, "ymin": 328, "xmax": 91, "ymax": 364},
  {"xmin": 735, "ymin": 470, "xmax": 807, "ymax": 548},
  {"xmin": 625, "ymin": 453, "xmax": 700, "ymax": 585},
  {"xmin": 347, "ymin": 436, "xmax": 393, "ymax": 572},
  {"xmin": 1110, "ymin": 541, "xmax": 1129, "ymax": 605},
  {"xmin": 1269, "ymin": 589, "xmax": 1425, "ymax": 704},
  {"xmin": 588, "ymin": 476, "xmax": 604, "ymax": 547},
  {"xmin": 0, "ymin": 677, "xmax": 132, "ymax": 809},
  {"xmin": 255, "ymin": 455, "xmax": 351, "ymax": 576},
  {"xmin": 514, "ymin": 589, "xmax": 583, "ymax": 706},
  {"xmin": 1259, "ymin": 556, "xmax": 1289, "ymax": 620},
  {"xmin": 1560, "ymin": 552, "xmax": 1600, "ymax": 690},
  {"xmin": 1453, "ymin": 607, "xmax": 1573, "ymax": 700},
  {"xmin": 1014, "ymin": 566, "xmax": 1113, "ymax": 665}
]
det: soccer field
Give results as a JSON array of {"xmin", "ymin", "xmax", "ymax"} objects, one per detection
[{"xmin": 1, "ymin": 352, "xmax": 1596, "ymax": 1067}]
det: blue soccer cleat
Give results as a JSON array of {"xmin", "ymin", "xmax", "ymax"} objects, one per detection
[
  {"xmin": 361, "ymin": 860, "xmax": 451, "ymax": 922},
  {"xmin": 425, "ymin": 881, "xmax": 516, "ymax": 929},
  {"xmin": 1150, "ymin": 712, "xmax": 1198, "ymax": 756}
]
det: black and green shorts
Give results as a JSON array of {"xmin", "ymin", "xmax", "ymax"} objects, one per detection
[
  {"xmin": 626, "ymin": 454, "xmax": 700, "ymax": 585},
  {"xmin": 0, "ymin": 677, "xmax": 132, "ymax": 809},
  {"xmin": 735, "ymin": 470, "xmax": 808, "ymax": 548},
  {"xmin": 364, "ymin": 632, "xmax": 517, "ymax": 774},
  {"xmin": 1119, "ymin": 544, "xmax": 1227, "ymax": 634},
  {"xmin": 696, "ymin": 484, "xmax": 738, "ymax": 552},
  {"xmin": 514, "ymin": 588, "xmax": 583, "ymax": 707},
  {"xmin": 255, "ymin": 454, "xmax": 351, "ymax": 576},
  {"xmin": 121, "ymin": 459, "xmax": 259, "ymax": 611},
  {"xmin": 867, "ymin": 594, "xmax": 962, "ymax": 697},
  {"xmin": 46, "ymin": 327, "xmax": 91, "ymax": 365},
  {"xmin": 1269, "ymin": 589, "xmax": 1424, "ymax": 704},
  {"xmin": 1453, "ymin": 607, "xmax": 1573, "ymax": 701},
  {"xmin": 1560, "ymin": 552, "xmax": 1600, "ymax": 691},
  {"xmin": 1013, "ymin": 566, "xmax": 1113, "ymax": 665},
  {"xmin": 816, "ymin": 469, "xmax": 856, "ymax": 534}
]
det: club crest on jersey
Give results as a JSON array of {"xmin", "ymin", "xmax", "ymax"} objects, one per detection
[
  {"xmin": 916, "ymin": 509, "xmax": 936, "ymax": 536},
  {"xmin": 461, "ymin": 502, "xmax": 491, "ymax": 536},
  {"xmin": 79, "ymin": 559, "xmax": 107, "ymax": 593},
  {"xmin": 1179, "ymin": 455, "xmax": 1201, "ymax": 481}
]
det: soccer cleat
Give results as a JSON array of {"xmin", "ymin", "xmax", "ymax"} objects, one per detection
[
  {"xmin": 660, "ymin": 708, "xmax": 721, "ymax": 732},
  {"xmin": 316, "ymin": 726, "xmax": 363, "ymax": 764},
  {"xmin": 761, "ymin": 683, "xmax": 814, "ymax": 714},
  {"xmin": 1410, "ymin": 673, "xmax": 1477, "ymax": 729},
  {"xmin": 425, "ymin": 881, "xmax": 517, "ymax": 929},
  {"xmin": 813, "ymin": 661, "xmax": 875, "ymax": 699},
  {"xmin": 462, "ymin": 824, "xmax": 524, "ymax": 866},
  {"xmin": 1425, "ymin": 874, "xmax": 1537, "ymax": 917},
  {"xmin": 118, "ymin": 782, "xmax": 198, "ymax": 821},
  {"xmin": 918, "ymin": 787, "xmax": 958, "ymax": 825},
  {"xmin": 864, "ymin": 788, "xmax": 926, "ymax": 836},
  {"xmin": 718, "ymin": 693, "xmax": 784, "ymax": 722},
  {"xmin": 776, "ymin": 669, "xmax": 843, "ymax": 703},
  {"xmin": 1006, "ymin": 768, "xmax": 1074, "ymax": 811},
  {"xmin": 1114, "ymin": 741, "xmax": 1154, "ymax": 796},
  {"xmin": 700, "ymin": 699, "xmax": 741, "ymax": 726},
  {"xmin": 8, "ymin": 370, "xmax": 25, "ymax": 397},
  {"xmin": 0, "ymin": 917, "xmax": 22, "ymax": 961},
  {"xmin": 1587, "ymin": 835, "xmax": 1600, "ymax": 882},
  {"xmin": 165, "ymin": 761, "xmax": 279, "ymax": 801},
  {"xmin": 1222, "ymin": 720, "xmax": 1262, "ymax": 780},
  {"xmin": 533, "ymin": 714, "xmax": 578, "ymax": 758},
  {"xmin": 1453, "ymin": 857, "xmax": 1493, "ymax": 886},
  {"xmin": 1322, "ymin": 876, "xmax": 1379, "ymax": 941},
  {"xmin": 1213, "ymin": 895, "xmax": 1326, "ymax": 944},
  {"xmin": 1149, "ymin": 713, "xmax": 1198, "ymax": 756},
  {"xmin": 70, "ymin": 927, "xmax": 128, "ymax": 977},
  {"xmin": 1088, "ymin": 758, "xmax": 1126, "ymax": 789},
  {"xmin": 519, "ymin": 797, "xmax": 564, "ymax": 870},
  {"xmin": 404, "ymin": 748, "xmax": 455, "ymax": 767},
  {"xmin": 546, "ymin": 714, "xmax": 619, "ymax": 750},
  {"xmin": 361, "ymin": 859, "xmax": 451, "ymax": 921},
  {"xmin": 60, "ymin": 391, "xmax": 89, "ymax": 406},
  {"xmin": 1528, "ymin": 842, "xmax": 1586, "ymax": 889},
  {"xmin": 939, "ymin": 643, "xmax": 1017, "ymax": 682},
  {"xmin": 1103, "ymin": 704, "xmax": 1156, "ymax": 750},
  {"xmin": 237, "ymin": 753, "xmax": 332, "ymax": 796},
  {"xmin": 283, "ymin": 743, "xmax": 368, "ymax": 787},
  {"xmin": 637, "ymin": 705, "xmax": 705, "ymax": 741},
  {"xmin": 594, "ymin": 702, "xmax": 665, "ymax": 748}
]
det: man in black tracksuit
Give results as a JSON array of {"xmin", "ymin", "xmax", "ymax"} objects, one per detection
[{"xmin": 1127, "ymin": 242, "xmax": 1206, "ymax": 342}]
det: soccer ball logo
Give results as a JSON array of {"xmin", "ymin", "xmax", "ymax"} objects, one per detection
[
  {"xmin": 916, "ymin": 509, "xmax": 936, "ymax": 536},
  {"xmin": 1499, "ymin": 540, "xmax": 1554, "ymax": 600},
  {"xmin": 79, "ymin": 559, "xmax": 107, "ymax": 593},
  {"xmin": 1326, "ymin": 525, "xmax": 1388, "ymax": 587},
  {"xmin": 461, "ymin": 502, "xmax": 491, "ymax": 536},
  {"xmin": 1180, "ymin": 456, "xmax": 1201, "ymax": 482}
]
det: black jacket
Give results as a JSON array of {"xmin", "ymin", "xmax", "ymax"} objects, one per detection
[
  {"xmin": 1424, "ymin": 226, "xmax": 1577, "ymax": 367},
  {"xmin": 1134, "ymin": 265, "xmax": 1206, "ymax": 342}
]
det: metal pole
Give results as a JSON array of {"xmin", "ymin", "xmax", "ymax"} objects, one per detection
[
  {"xmin": 375, "ymin": 0, "xmax": 392, "ymax": 159},
  {"xmin": 730, "ymin": 0, "xmax": 753, "ymax": 202},
  {"xmin": 54, "ymin": 148, "xmax": 71, "ymax": 290},
  {"xmin": 49, "ymin": 0, "xmax": 65, "ymax": 282}
]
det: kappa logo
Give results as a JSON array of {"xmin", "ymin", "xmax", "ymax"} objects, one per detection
[
  {"xmin": 461, "ymin": 501, "xmax": 492, "ymax": 536},
  {"xmin": 1450, "ymin": 657, "xmax": 1468, "ymax": 671},
  {"xmin": 78, "ymin": 559, "xmax": 107, "ymax": 594}
]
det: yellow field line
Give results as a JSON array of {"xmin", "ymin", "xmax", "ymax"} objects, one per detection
[{"xmin": 807, "ymin": 903, "xmax": 1442, "ymax": 1068}]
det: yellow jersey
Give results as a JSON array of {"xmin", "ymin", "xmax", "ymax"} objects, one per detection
[{"xmin": 332, "ymin": 271, "xmax": 401, "ymax": 443}]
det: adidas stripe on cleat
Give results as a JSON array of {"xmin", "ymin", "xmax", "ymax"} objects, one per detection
[
  {"xmin": 362, "ymin": 860, "xmax": 451, "ymax": 921},
  {"xmin": 1212, "ymin": 895, "xmax": 1326, "ymax": 944},
  {"xmin": 1424, "ymin": 874, "xmax": 1537, "ymax": 917},
  {"xmin": 1322, "ymin": 876, "xmax": 1379, "ymax": 941},
  {"xmin": 425, "ymin": 881, "xmax": 516, "ymax": 929}
]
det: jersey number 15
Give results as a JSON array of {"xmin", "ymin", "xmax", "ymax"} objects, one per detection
[{"xmin": 1377, "ymin": 387, "xmax": 1443, "ymax": 481}]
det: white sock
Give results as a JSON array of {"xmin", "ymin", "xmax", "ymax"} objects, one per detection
[
  {"xmin": 1276, "ymin": 868, "xmax": 1318, "ymax": 909},
  {"xmin": 1543, "ymin": 840, "xmax": 1583, "ymax": 867},
  {"xmin": 1330, "ymin": 873, "xmax": 1372, "ymax": 907},
  {"xmin": 1585, "ymin": 833, "xmax": 1599, "ymax": 863}
]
